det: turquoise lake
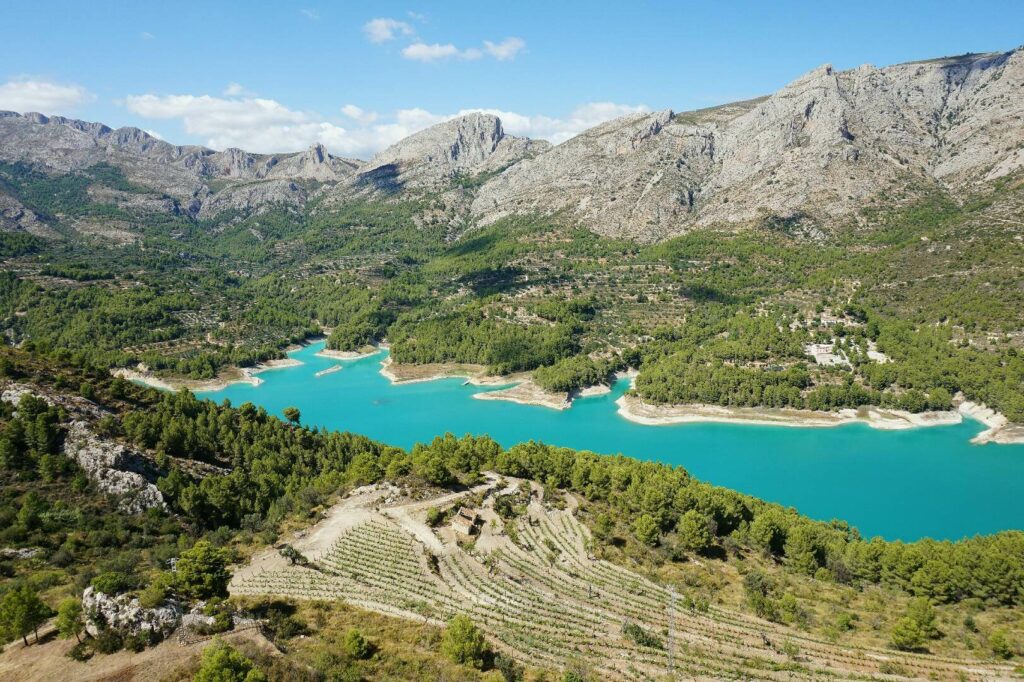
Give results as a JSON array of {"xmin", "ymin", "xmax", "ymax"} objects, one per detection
[{"xmin": 200, "ymin": 341, "xmax": 1024, "ymax": 542}]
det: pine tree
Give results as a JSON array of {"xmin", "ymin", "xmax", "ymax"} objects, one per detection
[
  {"xmin": 0, "ymin": 584, "xmax": 49, "ymax": 646},
  {"xmin": 55, "ymin": 597, "xmax": 84, "ymax": 643}
]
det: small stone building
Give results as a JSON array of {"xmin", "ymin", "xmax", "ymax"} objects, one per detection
[{"xmin": 452, "ymin": 507, "xmax": 481, "ymax": 537}]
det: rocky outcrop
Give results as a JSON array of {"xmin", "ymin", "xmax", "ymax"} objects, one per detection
[
  {"xmin": 86, "ymin": 185, "xmax": 181, "ymax": 216},
  {"xmin": 0, "ymin": 547, "xmax": 44, "ymax": 560},
  {"xmin": 1, "ymin": 384, "xmax": 165, "ymax": 514},
  {"xmin": 63, "ymin": 421, "xmax": 165, "ymax": 514},
  {"xmin": 1, "ymin": 385, "xmax": 56, "ymax": 408},
  {"xmin": 82, "ymin": 586, "xmax": 182, "ymax": 638},
  {"xmin": 269, "ymin": 142, "xmax": 360, "ymax": 182}
]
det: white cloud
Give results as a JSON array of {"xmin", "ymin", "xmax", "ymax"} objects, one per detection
[
  {"xmin": 483, "ymin": 37, "xmax": 525, "ymax": 61},
  {"xmin": 143, "ymin": 129, "xmax": 164, "ymax": 140},
  {"xmin": 140, "ymin": 31, "xmax": 156, "ymax": 40},
  {"xmin": 122, "ymin": 93, "xmax": 349, "ymax": 153},
  {"xmin": 402, "ymin": 42, "xmax": 485, "ymax": 62},
  {"xmin": 0, "ymin": 78, "xmax": 94, "ymax": 115},
  {"xmin": 300, "ymin": 8, "xmax": 319, "ymax": 21},
  {"xmin": 363, "ymin": 17, "xmax": 413, "ymax": 43},
  {"xmin": 362, "ymin": 17, "xmax": 524, "ymax": 63},
  {"xmin": 222, "ymin": 82, "xmax": 253, "ymax": 97},
  {"xmin": 121, "ymin": 89, "xmax": 648, "ymax": 158},
  {"xmin": 341, "ymin": 104, "xmax": 378, "ymax": 125},
  {"xmin": 400, "ymin": 38, "xmax": 525, "ymax": 63}
]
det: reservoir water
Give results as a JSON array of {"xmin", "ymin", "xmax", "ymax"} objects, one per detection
[{"xmin": 200, "ymin": 342, "xmax": 1024, "ymax": 541}]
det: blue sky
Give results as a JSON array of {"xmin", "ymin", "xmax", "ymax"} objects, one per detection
[{"xmin": 1, "ymin": 0, "xmax": 1021, "ymax": 158}]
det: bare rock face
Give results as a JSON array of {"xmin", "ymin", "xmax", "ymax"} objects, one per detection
[
  {"xmin": 197, "ymin": 179, "xmax": 307, "ymax": 221},
  {"xmin": 269, "ymin": 142, "xmax": 360, "ymax": 182},
  {"xmin": 472, "ymin": 109, "xmax": 713, "ymax": 240},
  {"xmin": 0, "ymin": 547, "xmax": 44, "ymax": 560},
  {"xmin": 86, "ymin": 185, "xmax": 181, "ymax": 216},
  {"xmin": 63, "ymin": 421, "xmax": 165, "ymax": 514},
  {"xmin": 351, "ymin": 113, "xmax": 549, "ymax": 194},
  {"xmin": 0, "ymin": 385, "xmax": 56, "ymax": 408},
  {"xmin": 0, "ymin": 191, "xmax": 52, "ymax": 237},
  {"xmin": 472, "ymin": 47, "xmax": 1024, "ymax": 240},
  {"xmin": 82, "ymin": 586, "xmax": 182, "ymax": 638}
]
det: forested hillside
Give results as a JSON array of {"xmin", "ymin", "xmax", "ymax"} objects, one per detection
[
  {"xmin": 2, "ymin": 155, "xmax": 1022, "ymax": 423},
  {"xmin": 0, "ymin": 349, "xmax": 1020, "ymax": 678}
]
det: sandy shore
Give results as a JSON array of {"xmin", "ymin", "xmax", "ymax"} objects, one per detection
[
  {"xmin": 316, "ymin": 346, "xmax": 381, "ymax": 361},
  {"xmin": 615, "ymin": 394, "xmax": 965, "ymax": 431},
  {"xmin": 474, "ymin": 382, "xmax": 571, "ymax": 410},
  {"xmin": 576, "ymin": 384, "xmax": 612, "ymax": 398},
  {"xmin": 959, "ymin": 401, "xmax": 1024, "ymax": 444},
  {"xmin": 113, "ymin": 357, "xmax": 302, "ymax": 393},
  {"xmin": 379, "ymin": 356, "xmax": 496, "ymax": 385},
  {"xmin": 381, "ymin": 357, "xmax": 576, "ymax": 409}
]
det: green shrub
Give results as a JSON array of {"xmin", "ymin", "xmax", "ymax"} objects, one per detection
[
  {"xmin": 138, "ymin": 580, "xmax": 169, "ymax": 609},
  {"xmin": 622, "ymin": 621, "xmax": 663, "ymax": 649},
  {"xmin": 990, "ymin": 629, "xmax": 1014, "ymax": 660},
  {"xmin": 90, "ymin": 572, "xmax": 134, "ymax": 596},
  {"xmin": 440, "ymin": 615, "xmax": 490, "ymax": 669},
  {"xmin": 631, "ymin": 514, "xmax": 660, "ymax": 547},
  {"xmin": 343, "ymin": 628, "xmax": 373, "ymax": 660},
  {"xmin": 175, "ymin": 541, "xmax": 230, "ymax": 600},
  {"xmin": 67, "ymin": 641, "xmax": 92, "ymax": 661},
  {"xmin": 194, "ymin": 639, "xmax": 267, "ymax": 682},
  {"xmin": 92, "ymin": 628, "xmax": 124, "ymax": 654},
  {"xmin": 891, "ymin": 617, "xmax": 925, "ymax": 652},
  {"xmin": 425, "ymin": 507, "xmax": 444, "ymax": 527}
]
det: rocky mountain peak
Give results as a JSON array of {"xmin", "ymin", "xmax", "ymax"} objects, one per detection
[
  {"xmin": 213, "ymin": 147, "xmax": 259, "ymax": 177},
  {"xmin": 366, "ymin": 112, "xmax": 504, "ymax": 174},
  {"xmin": 265, "ymin": 142, "xmax": 360, "ymax": 183},
  {"xmin": 305, "ymin": 142, "xmax": 327, "ymax": 164},
  {"xmin": 351, "ymin": 112, "xmax": 547, "ymax": 193}
]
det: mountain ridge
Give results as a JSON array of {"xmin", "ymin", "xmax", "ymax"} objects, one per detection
[{"xmin": 2, "ymin": 46, "xmax": 1022, "ymax": 240}]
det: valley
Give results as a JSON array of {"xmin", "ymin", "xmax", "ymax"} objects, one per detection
[{"xmin": 0, "ymin": 34, "xmax": 1022, "ymax": 681}]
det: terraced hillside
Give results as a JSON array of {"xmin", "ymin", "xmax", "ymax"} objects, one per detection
[{"xmin": 231, "ymin": 478, "xmax": 1014, "ymax": 681}]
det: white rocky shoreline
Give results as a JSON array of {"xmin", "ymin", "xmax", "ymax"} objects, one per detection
[
  {"xmin": 315, "ymin": 346, "xmax": 382, "ymax": 361},
  {"xmin": 958, "ymin": 400, "xmax": 1024, "ymax": 445},
  {"xmin": 379, "ymin": 355, "xmax": 574, "ymax": 409},
  {"xmin": 113, "ymin": 357, "xmax": 303, "ymax": 393},
  {"xmin": 113, "ymin": 342, "xmax": 1023, "ymax": 445},
  {"xmin": 614, "ymin": 394, "xmax": 1024, "ymax": 445}
]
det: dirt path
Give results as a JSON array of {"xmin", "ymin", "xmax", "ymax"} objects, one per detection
[
  {"xmin": 0, "ymin": 626, "xmax": 275, "ymax": 682},
  {"xmin": 381, "ymin": 475, "xmax": 499, "ymax": 553},
  {"xmin": 231, "ymin": 485, "xmax": 389, "ymax": 585}
]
